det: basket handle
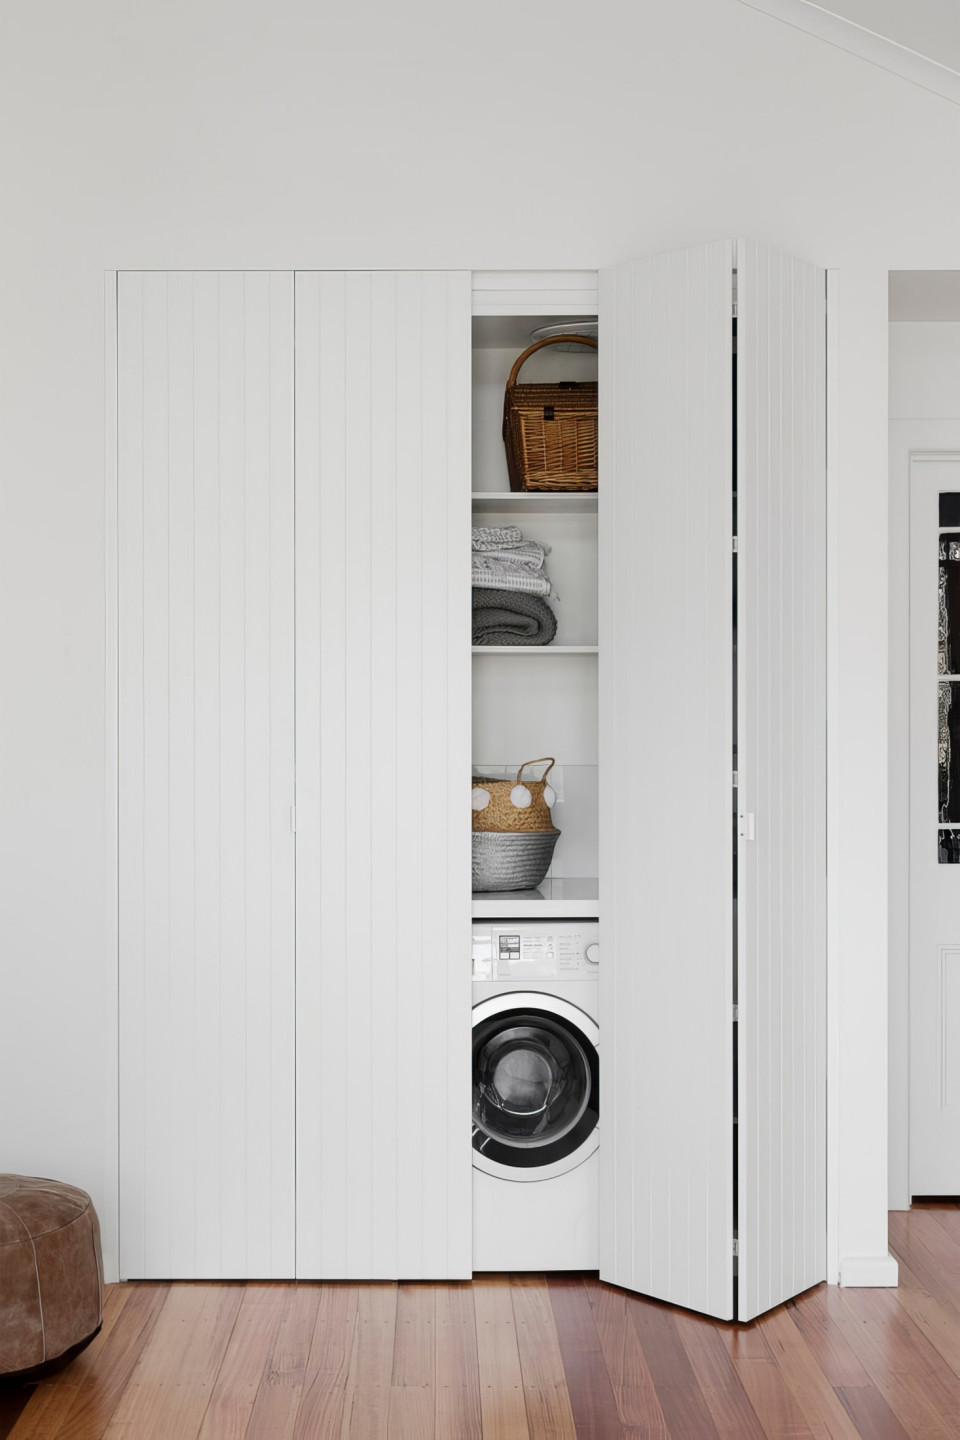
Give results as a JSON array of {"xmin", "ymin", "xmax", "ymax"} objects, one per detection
[
  {"xmin": 506, "ymin": 335, "xmax": 598, "ymax": 389},
  {"xmin": 516, "ymin": 757, "xmax": 556, "ymax": 785}
]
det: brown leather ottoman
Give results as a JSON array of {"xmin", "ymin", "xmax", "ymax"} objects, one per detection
[{"xmin": 0, "ymin": 1175, "xmax": 103, "ymax": 1383}]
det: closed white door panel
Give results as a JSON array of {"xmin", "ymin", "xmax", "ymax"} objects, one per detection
[
  {"xmin": 736, "ymin": 241, "xmax": 827, "ymax": 1320},
  {"xmin": 599, "ymin": 243, "xmax": 735, "ymax": 1319},
  {"xmin": 118, "ymin": 271, "xmax": 296, "ymax": 1279},
  {"xmin": 295, "ymin": 271, "xmax": 472, "ymax": 1279}
]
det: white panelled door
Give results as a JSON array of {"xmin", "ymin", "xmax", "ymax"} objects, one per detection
[
  {"xmin": 294, "ymin": 271, "xmax": 473, "ymax": 1279},
  {"xmin": 736, "ymin": 241, "xmax": 827, "ymax": 1320},
  {"xmin": 118, "ymin": 272, "xmax": 296, "ymax": 1279},
  {"xmin": 599, "ymin": 242, "xmax": 736, "ymax": 1320},
  {"xmin": 599, "ymin": 240, "xmax": 827, "ymax": 1321}
]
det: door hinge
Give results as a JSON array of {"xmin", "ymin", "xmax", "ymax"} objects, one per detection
[
  {"xmin": 732, "ymin": 1005, "xmax": 739, "ymax": 1023},
  {"xmin": 732, "ymin": 536, "xmax": 739, "ymax": 552},
  {"xmin": 290, "ymin": 805, "xmax": 297, "ymax": 833},
  {"xmin": 732, "ymin": 770, "xmax": 739, "ymax": 788},
  {"xmin": 732, "ymin": 1238, "xmax": 740, "ymax": 1258},
  {"xmin": 738, "ymin": 812, "xmax": 755, "ymax": 842}
]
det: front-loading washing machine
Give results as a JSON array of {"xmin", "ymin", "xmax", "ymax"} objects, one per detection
[{"xmin": 472, "ymin": 921, "xmax": 599, "ymax": 1271}]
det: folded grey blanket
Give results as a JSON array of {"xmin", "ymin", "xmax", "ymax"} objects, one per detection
[{"xmin": 472, "ymin": 586, "xmax": 558, "ymax": 646}]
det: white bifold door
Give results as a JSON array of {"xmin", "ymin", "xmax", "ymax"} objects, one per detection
[
  {"xmin": 118, "ymin": 269, "xmax": 472, "ymax": 1280},
  {"xmin": 599, "ymin": 240, "xmax": 826, "ymax": 1320},
  {"xmin": 293, "ymin": 272, "xmax": 472, "ymax": 1279}
]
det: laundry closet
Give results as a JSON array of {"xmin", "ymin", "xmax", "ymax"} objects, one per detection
[{"xmin": 115, "ymin": 241, "xmax": 826, "ymax": 1322}]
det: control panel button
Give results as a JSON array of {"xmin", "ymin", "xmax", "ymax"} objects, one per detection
[{"xmin": 585, "ymin": 943, "xmax": 599, "ymax": 965}]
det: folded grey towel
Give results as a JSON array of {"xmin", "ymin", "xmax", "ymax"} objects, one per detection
[
  {"xmin": 472, "ymin": 587, "xmax": 558, "ymax": 646},
  {"xmin": 472, "ymin": 525, "xmax": 523, "ymax": 552},
  {"xmin": 472, "ymin": 557, "xmax": 552, "ymax": 596}
]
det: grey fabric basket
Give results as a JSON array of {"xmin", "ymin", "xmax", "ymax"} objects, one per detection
[{"xmin": 471, "ymin": 830, "xmax": 560, "ymax": 892}]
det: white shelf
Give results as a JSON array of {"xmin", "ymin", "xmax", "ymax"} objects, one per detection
[
  {"xmin": 472, "ymin": 491, "xmax": 598, "ymax": 515},
  {"xmin": 473, "ymin": 645, "xmax": 598, "ymax": 656},
  {"xmin": 472, "ymin": 875, "xmax": 600, "ymax": 920}
]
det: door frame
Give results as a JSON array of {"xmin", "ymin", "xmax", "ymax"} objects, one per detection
[{"xmin": 889, "ymin": 434, "xmax": 960, "ymax": 1210}]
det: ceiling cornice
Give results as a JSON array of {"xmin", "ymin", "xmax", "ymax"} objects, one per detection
[{"xmin": 739, "ymin": 0, "xmax": 960, "ymax": 106}]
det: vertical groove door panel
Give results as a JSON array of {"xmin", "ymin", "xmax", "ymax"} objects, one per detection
[
  {"xmin": 118, "ymin": 271, "xmax": 296, "ymax": 1279},
  {"xmin": 598, "ymin": 243, "xmax": 735, "ymax": 1319},
  {"xmin": 736, "ymin": 241, "xmax": 827, "ymax": 1320},
  {"xmin": 294, "ymin": 271, "xmax": 472, "ymax": 1280}
]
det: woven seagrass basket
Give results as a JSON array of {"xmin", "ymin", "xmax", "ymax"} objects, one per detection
[
  {"xmin": 472, "ymin": 830, "xmax": 561, "ymax": 892},
  {"xmin": 472, "ymin": 758, "xmax": 558, "ymax": 834},
  {"xmin": 502, "ymin": 335, "xmax": 598, "ymax": 493}
]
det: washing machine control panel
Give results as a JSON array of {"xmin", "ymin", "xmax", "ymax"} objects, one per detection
[{"xmin": 472, "ymin": 924, "xmax": 599, "ymax": 981}]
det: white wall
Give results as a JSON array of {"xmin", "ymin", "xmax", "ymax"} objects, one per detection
[
  {"xmin": 888, "ymin": 321, "xmax": 960, "ymax": 1210},
  {"xmin": 5, "ymin": 0, "xmax": 960, "ymax": 1282}
]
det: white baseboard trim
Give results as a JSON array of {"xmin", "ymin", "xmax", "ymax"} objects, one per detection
[{"xmin": 839, "ymin": 1253, "xmax": 899, "ymax": 1287}]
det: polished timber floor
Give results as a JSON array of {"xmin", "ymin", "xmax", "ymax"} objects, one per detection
[{"xmin": 4, "ymin": 1204, "xmax": 960, "ymax": 1439}]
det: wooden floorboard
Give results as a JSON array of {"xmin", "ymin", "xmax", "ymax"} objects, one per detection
[
  {"xmin": 435, "ymin": 1282, "xmax": 482, "ymax": 1440},
  {"xmin": 585, "ymin": 1273, "xmax": 671, "ymax": 1436},
  {"xmin": 474, "ymin": 1275, "xmax": 529, "ymax": 1440},
  {"xmin": 340, "ymin": 1283, "xmax": 397, "ymax": 1440},
  {"xmin": 244, "ymin": 1283, "xmax": 321, "ymax": 1439},
  {"xmin": 291, "ymin": 1283, "xmax": 358, "ymax": 1440},
  {"xmin": 11, "ymin": 1207, "xmax": 960, "ymax": 1438},
  {"xmin": 101, "ymin": 1283, "xmax": 243, "ymax": 1440},
  {"xmin": 547, "ymin": 1275, "xmax": 625, "ymax": 1439},
  {"xmin": 626, "ymin": 1292, "xmax": 722, "ymax": 1439},
  {"xmin": 672, "ymin": 1308, "xmax": 766, "ymax": 1440}
]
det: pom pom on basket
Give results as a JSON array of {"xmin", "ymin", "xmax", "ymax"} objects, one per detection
[{"xmin": 471, "ymin": 758, "xmax": 557, "ymax": 834}]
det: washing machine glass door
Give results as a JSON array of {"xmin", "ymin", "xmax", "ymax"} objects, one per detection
[{"xmin": 472, "ymin": 998, "xmax": 599, "ymax": 1176}]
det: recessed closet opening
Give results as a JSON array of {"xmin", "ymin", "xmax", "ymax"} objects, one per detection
[{"xmin": 471, "ymin": 312, "xmax": 599, "ymax": 920}]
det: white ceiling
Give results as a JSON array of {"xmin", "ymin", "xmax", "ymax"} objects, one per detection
[{"xmin": 890, "ymin": 272, "xmax": 960, "ymax": 321}]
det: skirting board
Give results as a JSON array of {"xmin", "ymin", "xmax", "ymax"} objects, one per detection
[{"xmin": 839, "ymin": 1254, "xmax": 900, "ymax": 1287}]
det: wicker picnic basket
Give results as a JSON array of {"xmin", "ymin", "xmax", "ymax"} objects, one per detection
[
  {"xmin": 502, "ymin": 335, "xmax": 598, "ymax": 493},
  {"xmin": 471, "ymin": 758, "xmax": 559, "ymax": 833}
]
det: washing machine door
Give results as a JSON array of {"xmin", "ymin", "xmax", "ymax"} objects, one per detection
[{"xmin": 472, "ymin": 992, "xmax": 599, "ymax": 1181}]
